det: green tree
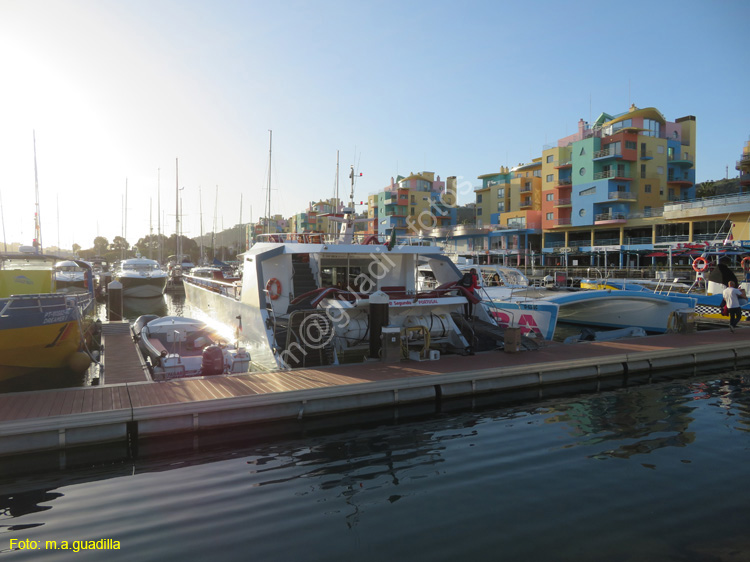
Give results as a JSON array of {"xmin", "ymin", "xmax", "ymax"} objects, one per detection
[{"xmin": 93, "ymin": 236, "xmax": 109, "ymax": 255}]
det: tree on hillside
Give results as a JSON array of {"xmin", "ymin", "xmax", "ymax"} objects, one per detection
[
  {"xmin": 696, "ymin": 181, "xmax": 716, "ymax": 199},
  {"xmin": 72, "ymin": 243, "xmax": 81, "ymax": 254}
]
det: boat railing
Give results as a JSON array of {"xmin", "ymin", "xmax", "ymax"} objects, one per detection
[
  {"xmin": 0, "ymin": 292, "xmax": 84, "ymax": 316},
  {"xmin": 184, "ymin": 275, "xmax": 241, "ymax": 300}
]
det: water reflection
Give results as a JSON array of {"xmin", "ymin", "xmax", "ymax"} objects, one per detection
[{"xmin": 1, "ymin": 371, "xmax": 750, "ymax": 561}]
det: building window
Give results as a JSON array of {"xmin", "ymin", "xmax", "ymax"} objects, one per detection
[
  {"xmin": 657, "ymin": 166, "xmax": 664, "ymax": 175},
  {"xmin": 477, "ymin": 208, "xmax": 483, "ymax": 216},
  {"xmin": 579, "ymin": 167, "xmax": 586, "ymax": 176},
  {"xmin": 477, "ymin": 194, "xmax": 483, "ymax": 203},
  {"xmin": 643, "ymin": 119, "xmax": 661, "ymax": 138},
  {"xmin": 497, "ymin": 202, "xmax": 505, "ymax": 212},
  {"xmin": 579, "ymin": 187, "xmax": 596, "ymax": 196},
  {"xmin": 497, "ymin": 188, "xmax": 504, "ymax": 198},
  {"xmin": 626, "ymin": 141, "xmax": 636, "ymax": 150},
  {"xmin": 546, "ymin": 212, "xmax": 554, "ymax": 220},
  {"xmin": 546, "ymin": 193, "xmax": 554, "ymax": 201},
  {"xmin": 657, "ymin": 145, "xmax": 664, "ymax": 154},
  {"xmin": 645, "ymin": 184, "xmax": 652, "ymax": 193},
  {"xmin": 533, "ymin": 170, "xmax": 541, "ymax": 177},
  {"xmin": 579, "ymin": 208, "xmax": 586, "ymax": 217},
  {"xmin": 546, "ymin": 155, "xmax": 554, "ymax": 163},
  {"xmin": 410, "ymin": 195, "xmax": 415, "ymax": 204},
  {"xmin": 546, "ymin": 174, "xmax": 554, "ymax": 182},
  {"xmin": 641, "ymin": 164, "xmax": 646, "ymax": 179},
  {"xmin": 580, "ymin": 147, "xmax": 586, "ymax": 156}
]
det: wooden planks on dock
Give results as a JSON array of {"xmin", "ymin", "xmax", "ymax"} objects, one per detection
[{"xmin": 101, "ymin": 322, "xmax": 150, "ymax": 385}]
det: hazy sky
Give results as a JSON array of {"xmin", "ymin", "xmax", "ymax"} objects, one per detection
[{"xmin": 1, "ymin": 0, "xmax": 748, "ymax": 251}]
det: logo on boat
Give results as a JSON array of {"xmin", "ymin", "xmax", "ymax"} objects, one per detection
[
  {"xmin": 43, "ymin": 310, "xmax": 70, "ymax": 324},
  {"xmin": 491, "ymin": 310, "xmax": 544, "ymax": 338},
  {"xmin": 14, "ymin": 275, "xmax": 34, "ymax": 285}
]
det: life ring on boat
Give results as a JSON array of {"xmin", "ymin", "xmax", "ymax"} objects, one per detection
[
  {"xmin": 266, "ymin": 278, "xmax": 282, "ymax": 300},
  {"xmin": 742, "ymin": 257, "xmax": 750, "ymax": 271},
  {"xmin": 692, "ymin": 257, "xmax": 708, "ymax": 273}
]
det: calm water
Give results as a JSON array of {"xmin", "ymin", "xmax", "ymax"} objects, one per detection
[{"xmin": 1, "ymin": 369, "xmax": 749, "ymax": 561}]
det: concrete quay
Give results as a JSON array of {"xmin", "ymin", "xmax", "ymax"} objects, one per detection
[{"xmin": 1, "ymin": 324, "xmax": 748, "ymax": 457}]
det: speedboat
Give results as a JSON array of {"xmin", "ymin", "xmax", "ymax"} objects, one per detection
[
  {"xmin": 115, "ymin": 257, "xmax": 168, "ymax": 298},
  {"xmin": 0, "ymin": 252, "xmax": 96, "ymax": 381},
  {"xmin": 133, "ymin": 315, "xmax": 250, "ymax": 380},
  {"xmin": 451, "ymin": 264, "xmax": 559, "ymax": 340}
]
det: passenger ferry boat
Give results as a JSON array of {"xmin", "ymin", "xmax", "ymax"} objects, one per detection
[{"xmin": 183, "ymin": 215, "xmax": 501, "ymax": 371}]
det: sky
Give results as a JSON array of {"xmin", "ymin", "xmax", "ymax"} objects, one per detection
[{"xmin": 0, "ymin": 0, "xmax": 748, "ymax": 252}]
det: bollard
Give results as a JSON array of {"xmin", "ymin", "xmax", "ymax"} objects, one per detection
[
  {"xmin": 107, "ymin": 280, "xmax": 123, "ymax": 321},
  {"xmin": 369, "ymin": 290, "xmax": 390, "ymax": 359}
]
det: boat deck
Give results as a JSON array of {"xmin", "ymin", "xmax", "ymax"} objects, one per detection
[{"xmin": 1, "ymin": 322, "xmax": 749, "ymax": 456}]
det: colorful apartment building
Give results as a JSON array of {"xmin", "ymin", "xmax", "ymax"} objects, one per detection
[
  {"xmin": 467, "ymin": 105, "xmax": 740, "ymax": 268},
  {"xmin": 366, "ymin": 172, "xmax": 457, "ymax": 238},
  {"xmin": 291, "ymin": 199, "xmax": 345, "ymax": 235},
  {"xmin": 738, "ymin": 139, "xmax": 750, "ymax": 189}
]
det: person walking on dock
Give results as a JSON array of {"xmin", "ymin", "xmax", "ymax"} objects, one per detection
[{"xmin": 722, "ymin": 280, "xmax": 745, "ymax": 332}]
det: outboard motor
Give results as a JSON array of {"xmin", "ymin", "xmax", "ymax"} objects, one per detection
[{"xmin": 201, "ymin": 345, "xmax": 224, "ymax": 376}]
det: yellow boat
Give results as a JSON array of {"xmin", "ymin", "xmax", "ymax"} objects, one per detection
[{"xmin": 0, "ymin": 253, "xmax": 96, "ymax": 382}]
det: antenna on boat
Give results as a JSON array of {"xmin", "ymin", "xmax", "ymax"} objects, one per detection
[{"xmin": 157, "ymin": 168, "xmax": 163, "ymax": 264}]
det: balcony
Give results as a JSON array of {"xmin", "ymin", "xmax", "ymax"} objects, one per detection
[
  {"xmin": 595, "ymin": 213, "xmax": 627, "ymax": 224},
  {"xmin": 519, "ymin": 185, "xmax": 533, "ymax": 194},
  {"xmin": 640, "ymin": 150, "xmax": 653, "ymax": 160},
  {"xmin": 553, "ymin": 198, "xmax": 571, "ymax": 207},
  {"xmin": 554, "ymin": 160, "xmax": 572, "ymax": 169},
  {"xmin": 594, "ymin": 170, "xmax": 631, "ymax": 181},
  {"xmin": 667, "ymin": 155, "xmax": 694, "ymax": 167},
  {"xmin": 667, "ymin": 177, "xmax": 693, "ymax": 188},
  {"xmin": 552, "ymin": 217, "xmax": 572, "ymax": 226},
  {"xmin": 519, "ymin": 199, "xmax": 534, "ymax": 209},
  {"xmin": 593, "ymin": 147, "xmax": 622, "ymax": 160},
  {"xmin": 555, "ymin": 178, "xmax": 572, "ymax": 188},
  {"xmin": 608, "ymin": 191, "xmax": 636, "ymax": 201}
]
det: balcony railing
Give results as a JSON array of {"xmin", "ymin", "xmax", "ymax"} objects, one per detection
[
  {"xmin": 555, "ymin": 178, "xmax": 572, "ymax": 187},
  {"xmin": 594, "ymin": 170, "xmax": 631, "ymax": 180},
  {"xmin": 608, "ymin": 191, "xmax": 634, "ymax": 200},
  {"xmin": 640, "ymin": 150, "xmax": 653, "ymax": 159},
  {"xmin": 593, "ymin": 148, "xmax": 621, "ymax": 159},
  {"xmin": 519, "ymin": 185, "xmax": 533, "ymax": 193},
  {"xmin": 553, "ymin": 198, "xmax": 571, "ymax": 206},
  {"xmin": 554, "ymin": 160, "xmax": 572, "ymax": 168},
  {"xmin": 553, "ymin": 218, "xmax": 571, "ymax": 226},
  {"xmin": 595, "ymin": 213, "xmax": 626, "ymax": 222}
]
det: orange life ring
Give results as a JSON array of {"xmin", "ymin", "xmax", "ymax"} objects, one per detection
[
  {"xmin": 266, "ymin": 278, "xmax": 282, "ymax": 300},
  {"xmin": 742, "ymin": 257, "xmax": 750, "ymax": 271},
  {"xmin": 692, "ymin": 257, "xmax": 708, "ymax": 273}
]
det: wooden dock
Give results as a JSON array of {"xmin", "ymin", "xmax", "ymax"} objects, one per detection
[{"xmin": 1, "ymin": 323, "xmax": 749, "ymax": 456}]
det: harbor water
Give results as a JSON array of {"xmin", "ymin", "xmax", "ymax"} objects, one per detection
[{"xmin": 1, "ymin": 368, "xmax": 749, "ymax": 561}]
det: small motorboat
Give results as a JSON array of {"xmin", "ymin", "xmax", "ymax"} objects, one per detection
[{"xmin": 133, "ymin": 315, "xmax": 251, "ymax": 380}]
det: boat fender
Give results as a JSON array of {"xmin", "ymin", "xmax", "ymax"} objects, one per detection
[
  {"xmin": 201, "ymin": 345, "xmax": 224, "ymax": 376},
  {"xmin": 68, "ymin": 351, "xmax": 92, "ymax": 373},
  {"xmin": 266, "ymin": 278, "xmax": 282, "ymax": 300},
  {"xmin": 692, "ymin": 257, "xmax": 708, "ymax": 273}
]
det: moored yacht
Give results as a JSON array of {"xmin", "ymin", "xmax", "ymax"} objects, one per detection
[{"xmin": 115, "ymin": 257, "xmax": 168, "ymax": 298}]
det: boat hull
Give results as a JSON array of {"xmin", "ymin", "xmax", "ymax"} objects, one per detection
[
  {"xmin": 544, "ymin": 290, "xmax": 696, "ymax": 333},
  {"xmin": 118, "ymin": 275, "xmax": 168, "ymax": 298},
  {"xmin": 0, "ymin": 293, "xmax": 95, "ymax": 381},
  {"xmin": 482, "ymin": 300, "xmax": 559, "ymax": 340}
]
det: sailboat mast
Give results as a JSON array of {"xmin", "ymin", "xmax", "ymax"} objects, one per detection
[
  {"xmin": 266, "ymin": 129, "xmax": 272, "ymax": 235},
  {"xmin": 0, "ymin": 190, "xmax": 7, "ymax": 252},
  {"xmin": 175, "ymin": 158, "xmax": 181, "ymax": 262},
  {"xmin": 157, "ymin": 168, "xmax": 162, "ymax": 263},
  {"xmin": 33, "ymin": 131, "xmax": 43, "ymax": 253},
  {"xmin": 199, "ymin": 186, "xmax": 204, "ymax": 264},
  {"xmin": 212, "ymin": 185, "xmax": 218, "ymax": 259},
  {"xmin": 149, "ymin": 198, "xmax": 153, "ymax": 260},
  {"xmin": 238, "ymin": 193, "xmax": 243, "ymax": 254}
]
